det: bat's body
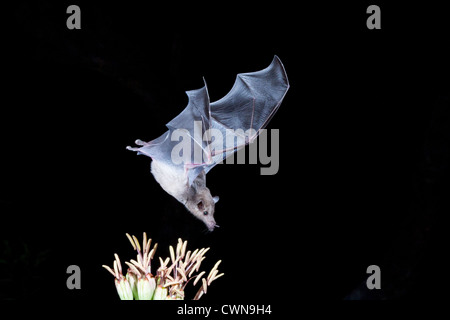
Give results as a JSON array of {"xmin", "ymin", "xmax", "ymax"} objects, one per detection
[
  {"xmin": 127, "ymin": 56, "xmax": 289, "ymax": 231},
  {"xmin": 150, "ymin": 159, "xmax": 188, "ymax": 204},
  {"xmin": 150, "ymin": 159, "xmax": 219, "ymax": 231}
]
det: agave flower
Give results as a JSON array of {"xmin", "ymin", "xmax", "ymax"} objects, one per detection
[
  {"xmin": 102, "ymin": 233, "xmax": 224, "ymax": 300},
  {"xmin": 101, "ymin": 253, "xmax": 133, "ymax": 300}
]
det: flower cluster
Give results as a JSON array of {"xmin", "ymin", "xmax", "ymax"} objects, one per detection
[{"xmin": 102, "ymin": 233, "xmax": 224, "ymax": 300}]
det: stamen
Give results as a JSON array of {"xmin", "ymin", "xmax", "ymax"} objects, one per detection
[
  {"xmin": 146, "ymin": 239, "xmax": 152, "ymax": 254},
  {"xmin": 178, "ymin": 268, "xmax": 187, "ymax": 282},
  {"xmin": 176, "ymin": 239, "xmax": 182, "ymax": 258},
  {"xmin": 126, "ymin": 233, "xmax": 136, "ymax": 250},
  {"xmin": 193, "ymin": 271, "xmax": 206, "ymax": 286},
  {"xmin": 169, "ymin": 245, "xmax": 175, "ymax": 264},
  {"xmin": 202, "ymin": 278, "xmax": 208, "ymax": 294},
  {"xmin": 208, "ymin": 270, "xmax": 218, "ymax": 285},
  {"xmin": 130, "ymin": 259, "xmax": 147, "ymax": 274},
  {"xmin": 142, "ymin": 232, "xmax": 147, "ymax": 253},
  {"xmin": 102, "ymin": 265, "xmax": 116, "ymax": 278},
  {"xmin": 113, "ymin": 260, "xmax": 120, "ymax": 279},
  {"xmin": 208, "ymin": 260, "xmax": 222, "ymax": 280},
  {"xmin": 185, "ymin": 250, "xmax": 192, "ymax": 263},
  {"xmin": 189, "ymin": 249, "xmax": 199, "ymax": 263},
  {"xmin": 142, "ymin": 252, "xmax": 148, "ymax": 269},
  {"xmin": 114, "ymin": 253, "xmax": 122, "ymax": 275},
  {"xmin": 125, "ymin": 261, "xmax": 141, "ymax": 277},
  {"xmin": 181, "ymin": 241, "xmax": 188, "ymax": 259},
  {"xmin": 132, "ymin": 235, "xmax": 141, "ymax": 253},
  {"xmin": 213, "ymin": 273, "xmax": 224, "ymax": 281},
  {"xmin": 151, "ymin": 243, "xmax": 158, "ymax": 259}
]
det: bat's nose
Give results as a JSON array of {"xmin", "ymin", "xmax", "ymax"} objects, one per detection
[{"xmin": 207, "ymin": 221, "xmax": 217, "ymax": 232}]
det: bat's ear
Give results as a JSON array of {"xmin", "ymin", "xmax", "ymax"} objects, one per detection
[{"xmin": 213, "ymin": 196, "xmax": 220, "ymax": 203}]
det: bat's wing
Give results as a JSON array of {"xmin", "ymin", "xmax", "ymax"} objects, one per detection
[
  {"xmin": 206, "ymin": 55, "xmax": 289, "ymax": 170},
  {"xmin": 127, "ymin": 85, "xmax": 214, "ymax": 185},
  {"xmin": 127, "ymin": 55, "xmax": 289, "ymax": 185}
]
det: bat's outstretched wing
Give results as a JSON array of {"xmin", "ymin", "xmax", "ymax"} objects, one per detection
[
  {"xmin": 207, "ymin": 55, "xmax": 289, "ymax": 167},
  {"xmin": 127, "ymin": 84, "xmax": 213, "ymax": 185},
  {"xmin": 127, "ymin": 55, "xmax": 289, "ymax": 185}
]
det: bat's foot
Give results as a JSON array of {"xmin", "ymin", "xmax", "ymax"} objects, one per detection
[
  {"xmin": 126, "ymin": 146, "xmax": 139, "ymax": 151},
  {"xmin": 126, "ymin": 145, "xmax": 145, "ymax": 156},
  {"xmin": 126, "ymin": 139, "xmax": 149, "ymax": 152},
  {"xmin": 134, "ymin": 139, "xmax": 147, "ymax": 146}
]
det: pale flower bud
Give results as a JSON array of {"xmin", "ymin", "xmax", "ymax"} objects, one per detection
[
  {"xmin": 126, "ymin": 272, "xmax": 139, "ymax": 300},
  {"xmin": 137, "ymin": 274, "xmax": 156, "ymax": 300},
  {"xmin": 115, "ymin": 278, "xmax": 133, "ymax": 300},
  {"xmin": 152, "ymin": 285, "xmax": 168, "ymax": 300}
]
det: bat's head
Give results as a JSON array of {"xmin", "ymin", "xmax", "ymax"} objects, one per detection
[{"xmin": 186, "ymin": 188, "xmax": 220, "ymax": 232}]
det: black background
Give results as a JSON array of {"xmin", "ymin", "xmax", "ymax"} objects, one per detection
[{"xmin": 1, "ymin": 0, "xmax": 449, "ymax": 314}]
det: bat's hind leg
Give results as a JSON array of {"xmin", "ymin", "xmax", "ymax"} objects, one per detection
[
  {"xmin": 183, "ymin": 162, "xmax": 205, "ymax": 178},
  {"xmin": 126, "ymin": 139, "xmax": 149, "ymax": 151},
  {"xmin": 134, "ymin": 139, "xmax": 148, "ymax": 146}
]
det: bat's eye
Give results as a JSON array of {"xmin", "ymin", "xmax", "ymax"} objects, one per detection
[{"xmin": 203, "ymin": 211, "xmax": 208, "ymax": 216}]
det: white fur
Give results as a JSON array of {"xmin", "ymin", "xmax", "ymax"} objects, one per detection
[{"xmin": 150, "ymin": 160, "xmax": 188, "ymax": 204}]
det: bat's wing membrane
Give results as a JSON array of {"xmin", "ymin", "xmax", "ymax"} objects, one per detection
[
  {"xmin": 206, "ymin": 55, "xmax": 289, "ymax": 168},
  {"xmin": 127, "ymin": 56, "xmax": 289, "ymax": 185},
  {"xmin": 127, "ymin": 85, "xmax": 213, "ymax": 185}
]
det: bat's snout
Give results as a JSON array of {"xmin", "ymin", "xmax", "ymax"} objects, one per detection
[{"xmin": 206, "ymin": 220, "xmax": 219, "ymax": 232}]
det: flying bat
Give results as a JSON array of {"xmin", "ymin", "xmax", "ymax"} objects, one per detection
[{"xmin": 127, "ymin": 56, "xmax": 289, "ymax": 231}]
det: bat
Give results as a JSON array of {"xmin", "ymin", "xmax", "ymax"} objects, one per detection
[{"xmin": 127, "ymin": 56, "xmax": 289, "ymax": 231}]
